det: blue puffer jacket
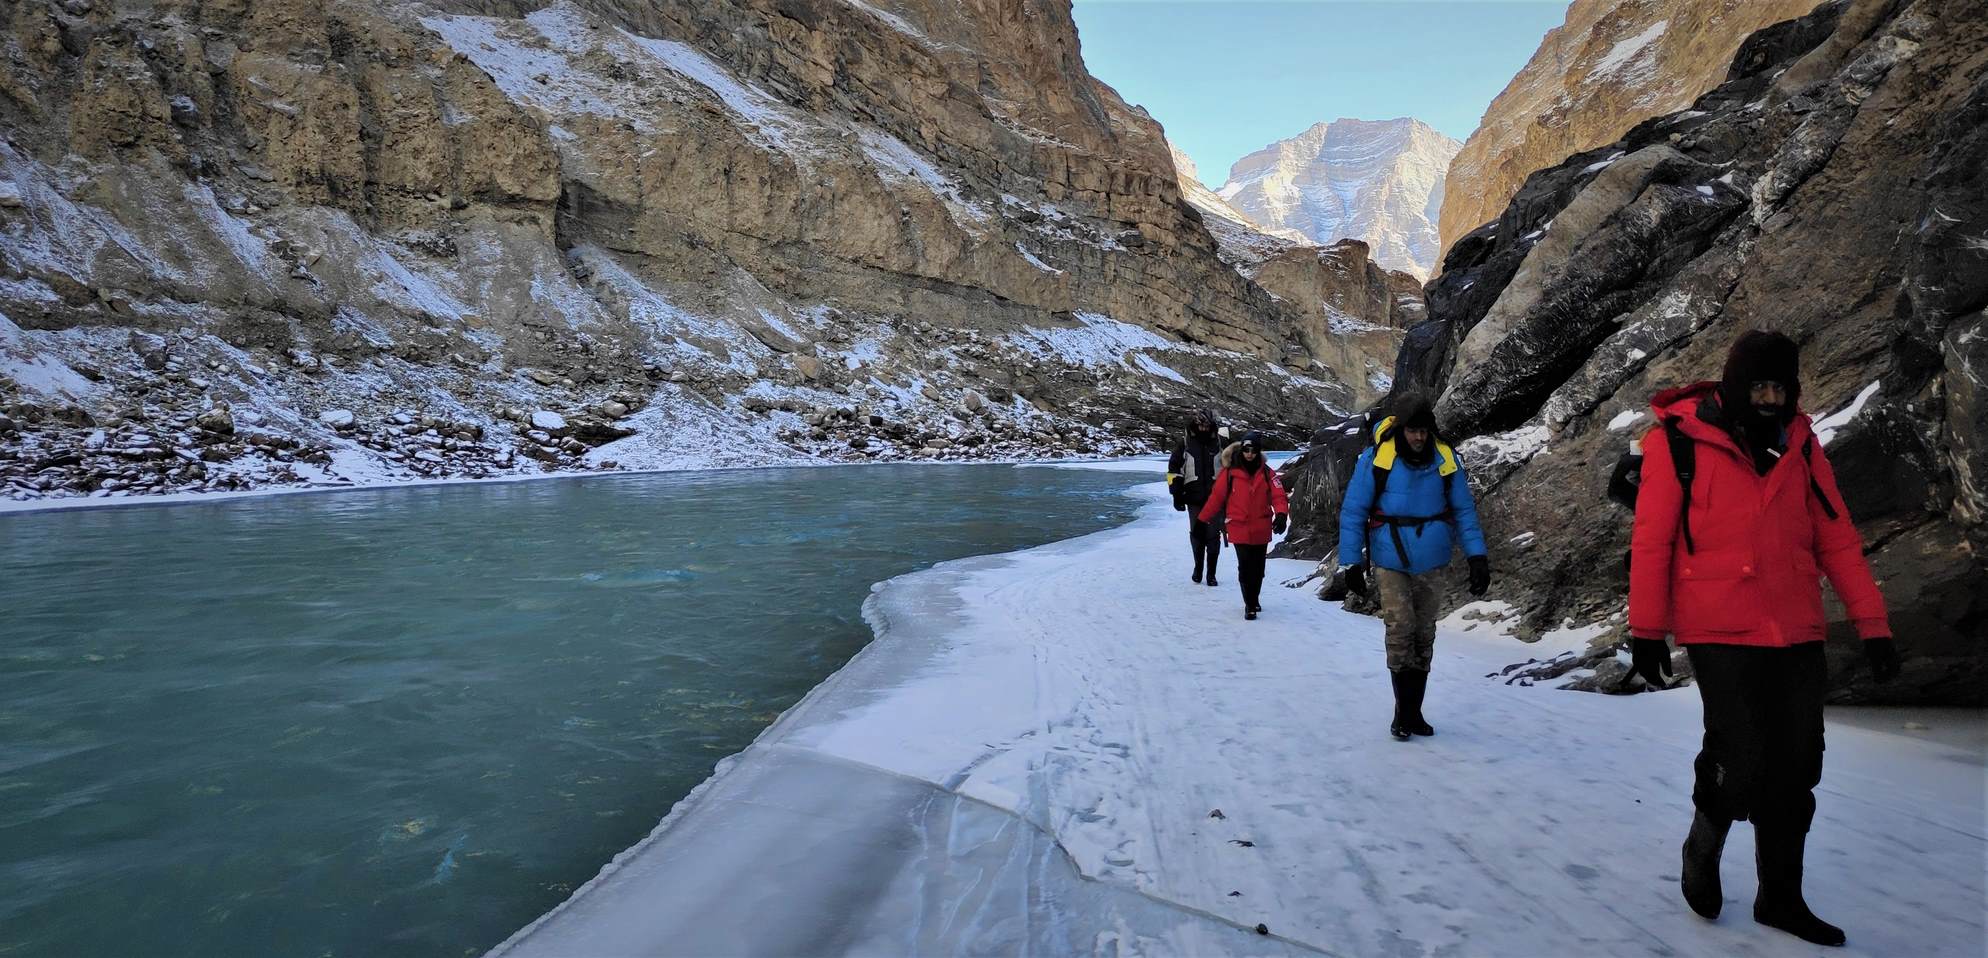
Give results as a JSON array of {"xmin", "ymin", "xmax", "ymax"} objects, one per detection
[{"xmin": 1338, "ymin": 441, "xmax": 1488, "ymax": 575}]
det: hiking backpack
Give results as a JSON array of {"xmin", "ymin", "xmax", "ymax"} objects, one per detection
[
  {"xmin": 1607, "ymin": 418, "xmax": 1840, "ymax": 554},
  {"xmin": 1358, "ymin": 413, "xmax": 1461, "ymax": 566}
]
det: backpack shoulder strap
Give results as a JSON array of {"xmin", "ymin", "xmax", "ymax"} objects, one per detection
[
  {"xmin": 1801, "ymin": 437, "xmax": 1841, "ymax": 520},
  {"xmin": 1664, "ymin": 418, "xmax": 1697, "ymax": 554}
]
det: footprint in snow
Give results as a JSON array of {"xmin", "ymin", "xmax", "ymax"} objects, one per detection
[{"xmin": 1229, "ymin": 839, "xmax": 1255, "ymax": 848}]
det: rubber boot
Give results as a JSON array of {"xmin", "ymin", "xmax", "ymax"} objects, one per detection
[
  {"xmin": 1388, "ymin": 670, "xmax": 1411, "ymax": 741},
  {"xmin": 1206, "ymin": 552, "xmax": 1219, "ymax": 588},
  {"xmin": 1753, "ymin": 827, "xmax": 1845, "ymax": 946},
  {"xmin": 1680, "ymin": 810, "xmax": 1731, "ymax": 920},
  {"xmin": 1404, "ymin": 669, "xmax": 1434, "ymax": 736},
  {"xmin": 1192, "ymin": 557, "xmax": 1203, "ymax": 584}
]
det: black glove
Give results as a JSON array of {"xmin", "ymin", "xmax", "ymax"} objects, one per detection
[
  {"xmin": 1865, "ymin": 638, "xmax": 1900, "ymax": 683},
  {"xmin": 1272, "ymin": 513, "xmax": 1288, "ymax": 535},
  {"xmin": 1631, "ymin": 637, "xmax": 1673, "ymax": 688},
  {"xmin": 1466, "ymin": 555, "xmax": 1490, "ymax": 596},
  {"xmin": 1344, "ymin": 562, "xmax": 1368, "ymax": 597},
  {"xmin": 1174, "ymin": 498, "xmax": 1187, "ymax": 512}
]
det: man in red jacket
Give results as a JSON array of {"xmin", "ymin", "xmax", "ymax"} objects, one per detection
[
  {"xmin": 1198, "ymin": 431, "xmax": 1289, "ymax": 620},
  {"xmin": 1628, "ymin": 330, "xmax": 1899, "ymax": 947}
]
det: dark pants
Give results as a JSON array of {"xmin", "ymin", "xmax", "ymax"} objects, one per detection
[
  {"xmin": 1234, "ymin": 543, "xmax": 1267, "ymax": 609},
  {"xmin": 1687, "ymin": 642, "xmax": 1827, "ymax": 833},
  {"xmin": 1189, "ymin": 513, "xmax": 1220, "ymax": 578}
]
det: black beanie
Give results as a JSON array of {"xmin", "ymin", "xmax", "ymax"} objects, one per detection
[
  {"xmin": 1720, "ymin": 330, "xmax": 1801, "ymax": 422},
  {"xmin": 1389, "ymin": 394, "xmax": 1438, "ymax": 466},
  {"xmin": 1394, "ymin": 394, "xmax": 1439, "ymax": 434}
]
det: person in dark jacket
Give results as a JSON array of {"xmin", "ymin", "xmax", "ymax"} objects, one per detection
[
  {"xmin": 1167, "ymin": 409, "xmax": 1226, "ymax": 586},
  {"xmin": 1628, "ymin": 330, "xmax": 1897, "ymax": 947},
  {"xmin": 1197, "ymin": 431, "xmax": 1289, "ymax": 620},
  {"xmin": 1337, "ymin": 395, "xmax": 1489, "ymax": 740}
]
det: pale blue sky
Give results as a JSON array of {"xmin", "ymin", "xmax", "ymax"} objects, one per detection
[{"xmin": 1071, "ymin": 1, "xmax": 1572, "ymax": 188}]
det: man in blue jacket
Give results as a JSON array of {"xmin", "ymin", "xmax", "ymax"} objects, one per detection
[{"xmin": 1338, "ymin": 395, "xmax": 1491, "ymax": 740}]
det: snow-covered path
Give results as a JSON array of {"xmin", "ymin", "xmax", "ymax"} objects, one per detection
[{"xmin": 493, "ymin": 479, "xmax": 1986, "ymax": 957}]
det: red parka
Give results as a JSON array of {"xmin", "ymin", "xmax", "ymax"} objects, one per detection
[
  {"xmin": 1198, "ymin": 460, "xmax": 1290, "ymax": 546},
  {"xmin": 1628, "ymin": 383, "xmax": 1889, "ymax": 647}
]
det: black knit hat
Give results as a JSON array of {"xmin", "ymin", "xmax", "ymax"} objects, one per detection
[
  {"xmin": 1394, "ymin": 393, "xmax": 1438, "ymax": 433},
  {"xmin": 1240, "ymin": 430, "xmax": 1264, "ymax": 450},
  {"xmin": 1720, "ymin": 330, "xmax": 1801, "ymax": 419}
]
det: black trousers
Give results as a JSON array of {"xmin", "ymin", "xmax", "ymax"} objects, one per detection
[
  {"xmin": 1234, "ymin": 543, "xmax": 1267, "ymax": 609},
  {"xmin": 1189, "ymin": 514, "xmax": 1220, "ymax": 576},
  {"xmin": 1687, "ymin": 642, "xmax": 1828, "ymax": 833}
]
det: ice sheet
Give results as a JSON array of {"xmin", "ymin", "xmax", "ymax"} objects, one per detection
[{"xmin": 492, "ymin": 485, "xmax": 1987, "ymax": 957}]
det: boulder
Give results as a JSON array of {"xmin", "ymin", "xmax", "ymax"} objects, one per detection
[
  {"xmin": 529, "ymin": 410, "xmax": 567, "ymax": 433},
  {"xmin": 129, "ymin": 331, "xmax": 169, "ymax": 371},
  {"xmin": 318, "ymin": 409, "xmax": 355, "ymax": 429}
]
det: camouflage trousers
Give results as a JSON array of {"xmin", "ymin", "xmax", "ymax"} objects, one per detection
[{"xmin": 1376, "ymin": 568, "xmax": 1440, "ymax": 672}]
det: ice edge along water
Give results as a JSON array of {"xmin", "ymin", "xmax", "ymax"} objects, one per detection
[{"xmin": 489, "ymin": 472, "xmax": 1986, "ymax": 958}]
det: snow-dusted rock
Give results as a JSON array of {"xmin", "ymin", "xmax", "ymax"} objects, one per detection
[
  {"xmin": 194, "ymin": 406, "xmax": 234, "ymax": 435},
  {"xmin": 529, "ymin": 411, "xmax": 567, "ymax": 432},
  {"xmin": 318, "ymin": 410, "xmax": 356, "ymax": 429}
]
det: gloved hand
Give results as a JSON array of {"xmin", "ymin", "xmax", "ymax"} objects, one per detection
[
  {"xmin": 1864, "ymin": 637, "xmax": 1900, "ymax": 683},
  {"xmin": 1344, "ymin": 562, "xmax": 1368, "ymax": 597},
  {"xmin": 1272, "ymin": 513, "xmax": 1288, "ymax": 535},
  {"xmin": 1631, "ymin": 636, "xmax": 1673, "ymax": 688},
  {"xmin": 1467, "ymin": 555, "xmax": 1490, "ymax": 596},
  {"xmin": 1174, "ymin": 498, "xmax": 1187, "ymax": 512}
]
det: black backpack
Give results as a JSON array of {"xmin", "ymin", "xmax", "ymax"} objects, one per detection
[{"xmin": 1607, "ymin": 418, "xmax": 1839, "ymax": 555}]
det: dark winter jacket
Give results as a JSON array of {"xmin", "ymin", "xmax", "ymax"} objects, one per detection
[
  {"xmin": 1168, "ymin": 431, "xmax": 1223, "ymax": 507},
  {"xmin": 1337, "ymin": 417, "xmax": 1487, "ymax": 575},
  {"xmin": 1197, "ymin": 455, "xmax": 1289, "ymax": 546},
  {"xmin": 1628, "ymin": 382, "xmax": 1889, "ymax": 647}
]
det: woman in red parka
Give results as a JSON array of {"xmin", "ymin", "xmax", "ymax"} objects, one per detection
[
  {"xmin": 1198, "ymin": 431, "xmax": 1289, "ymax": 620},
  {"xmin": 1628, "ymin": 330, "xmax": 1898, "ymax": 948}
]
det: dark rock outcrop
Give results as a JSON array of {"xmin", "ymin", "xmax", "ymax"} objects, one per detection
[{"xmin": 1283, "ymin": 0, "xmax": 1987, "ymax": 705}]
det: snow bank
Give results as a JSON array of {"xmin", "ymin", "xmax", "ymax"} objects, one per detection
[
  {"xmin": 1004, "ymin": 310, "xmax": 1175, "ymax": 370},
  {"xmin": 491, "ymin": 483, "xmax": 1987, "ymax": 957},
  {"xmin": 0, "ymin": 311, "xmax": 98, "ymax": 401}
]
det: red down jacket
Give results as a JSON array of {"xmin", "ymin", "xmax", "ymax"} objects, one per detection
[
  {"xmin": 1198, "ymin": 461, "xmax": 1289, "ymax": 547},
  {"xmin": 1628, "ymin": 382, "xmax": 1889, "ymax": 647}
]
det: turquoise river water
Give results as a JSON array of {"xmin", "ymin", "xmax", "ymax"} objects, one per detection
[{"xmin": 0, "ymin": 464, "xmax": 1153, "ymax": 957}]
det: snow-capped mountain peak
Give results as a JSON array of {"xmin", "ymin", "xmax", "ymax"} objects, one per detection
[{"xmin": 1217, "ymin": 117, "xmax": 1459, "ymax": 279}]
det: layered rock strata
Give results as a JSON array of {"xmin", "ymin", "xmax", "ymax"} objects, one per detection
[{"xmin": 0, "ymin": 0, "xmax": 1386, "ymax": 502}]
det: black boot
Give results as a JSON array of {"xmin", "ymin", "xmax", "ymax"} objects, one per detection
[
  {"xmin": 1680, "ymin": 810, "xmax": 1731, "ymax": 920},
  {"xmin": 1753, "ymin": 827, "xmax": 1845, "ymax": 946},
  {"xmin": 1192, "ymin": 560, "xmax": 1203, "ymax": 584},
  {"xmin": 1404, "ymin": 669, "xmax": 1434, "ymax": 736},
  {"xmin": 1388, "ymin": 671, "xmax": 1411, "ymax": 741}
]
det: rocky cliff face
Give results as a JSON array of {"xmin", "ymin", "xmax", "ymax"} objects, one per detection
[
  {"xmin": 1165, "ymin": 143, "xmax": 1421, "ymax": 410},
  {"xmin": 1436, "ymin": 0, "xmax": 1825, "ymax": 262},
  {"xmin": 1217, "ymin": 117, "xmax": 1458, "ymax": 280},
  {"xmin": 1284, "ymin": 0, "xmax": 1988, "ymax": 705},
  {"xmin": 1166, "ymin": 141, "xmax": 1308, "ymax": 250},
  {"xmin": 0, "ymin": 0, "xmax": 1374, "ymax": 503}
]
